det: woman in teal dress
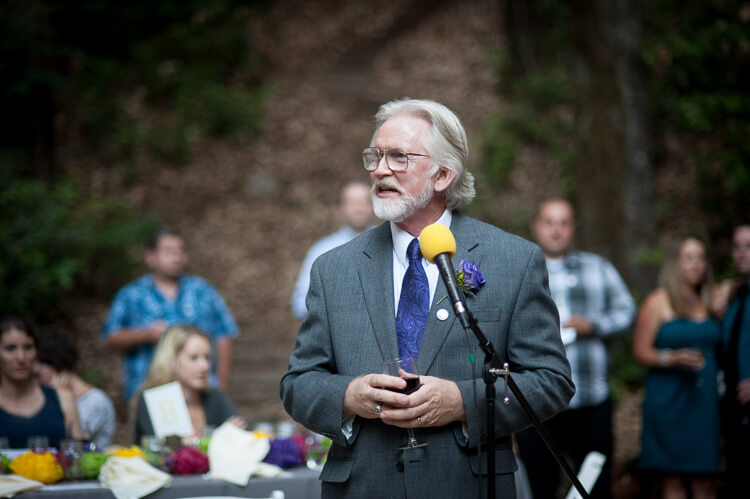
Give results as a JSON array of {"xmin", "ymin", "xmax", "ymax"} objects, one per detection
[{"xmin": 633, "ymin": 236, "xmax": 720, "ymax": 499}]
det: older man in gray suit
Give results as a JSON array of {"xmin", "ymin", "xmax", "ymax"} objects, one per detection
[{"xmin": 281, "ymin": 98, "xmax": 574, "ymax": 498}]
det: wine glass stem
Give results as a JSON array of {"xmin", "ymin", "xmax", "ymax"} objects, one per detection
[{"xmin": 407, "ymin": 429, "xmax": 418, "ymax": 445}]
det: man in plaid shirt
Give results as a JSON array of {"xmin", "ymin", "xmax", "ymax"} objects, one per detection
[{"xmin": 517, "ymin": 198, "xmax": 636, "ymax": 499}]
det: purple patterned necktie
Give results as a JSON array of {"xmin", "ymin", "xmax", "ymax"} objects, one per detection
[{"xmin": 396, "ymin": 238, "xmax": 429, "ymax": 360}]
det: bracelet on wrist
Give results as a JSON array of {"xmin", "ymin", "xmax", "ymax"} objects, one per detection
[{"xmin": 658, "ymin": 349, "xmax": 672, "ymax": 368}]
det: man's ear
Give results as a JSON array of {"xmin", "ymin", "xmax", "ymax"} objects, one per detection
[{"xmin": 433, "ymin": 167, "xmax": 457, "ymax": 193}]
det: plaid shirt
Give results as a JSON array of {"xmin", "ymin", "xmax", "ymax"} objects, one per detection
[
  {"xmin": 101, "ymin": 274, "xmax": 238, "ymax": 400},
  {"xmin": 546, "ymin": 250, "xmax": 635, "ymax": 408}
]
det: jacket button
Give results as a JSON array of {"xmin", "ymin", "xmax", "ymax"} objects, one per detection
[{"xmin": 396, "ymin": 462, "xmax": 404, "ymax": 472}]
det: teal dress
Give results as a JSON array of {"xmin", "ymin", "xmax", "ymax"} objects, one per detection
[{"xmin": 640, "ymin": 318, "xmax": 721, "ymax": 473}]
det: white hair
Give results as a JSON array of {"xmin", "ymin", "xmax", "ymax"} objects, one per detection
[{"xmin": 372, "ymin": 98, "xmax": 475, "ymax": 210}]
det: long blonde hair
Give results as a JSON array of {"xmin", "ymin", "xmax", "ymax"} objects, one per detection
[
  {"xmin": 658, "ymin": 236, "xmax": 714, "ymax": 318},
  {"xmin": 142, "ymin": 324, "xmax": 211, "ymax": 390}
]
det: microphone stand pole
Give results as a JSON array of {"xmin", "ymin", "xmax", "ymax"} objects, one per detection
[
  {"xmin": 421, "ymin": 225, "xmax": 588, "ymax": 498},
  {"xmin": 461, "ymin": 308, "xmax": 589, "ymax": 499}
]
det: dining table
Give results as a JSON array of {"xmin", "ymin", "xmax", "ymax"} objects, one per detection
[{"xmin": 16, "ymin": 467, "xmax": 321, "ymax": 499}]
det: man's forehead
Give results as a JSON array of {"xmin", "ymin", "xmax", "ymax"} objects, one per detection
[
  {"xmin": 374, "ymin": 114, "xmax": 431, "ymax": 148},
  {"xmin": 341, "ymin": 184, "xmax": 370, "ymax": 202},
  {"xmin": 540, "ymin": 202, "xmax": 573, "ymax": 221},
  {"xmin": 155, "ymin": 235, "xmax": 184, "ymax": 249},
  {"xmin": 734, "ymin": 226, "xmax": 750, "ymax": 243}
]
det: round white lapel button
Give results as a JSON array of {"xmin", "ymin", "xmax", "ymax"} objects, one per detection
[{"xmin": 437, "ymin": 309, "xmax": 449, "ymax": 321}]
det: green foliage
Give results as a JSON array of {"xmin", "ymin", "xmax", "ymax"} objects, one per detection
[
  {"xmin": 608, "ymin": 335, "xmax": 647, "ymax": 402},
  {"xmin": 1, "ymin": 0, "xmax": 269, "ymax": 171},
  {"xmin": 0, "ymin": 1, "xmax": 268, "ymax": 320},
  {"xmin": 478, "ymin": 70, "xmax": 576, "ymax": 192},
  {"xmin": 99, "ymin": 1, "xmax": 270, "ymax": 165},
  {"xmin": 490, "ymin": 0, "xmax": 749, "ymax": 397},
  {"xmin": 478, "ymin": 2, "xmax": 576, "ymax": 195},
  {"xmin": 641, "ymin": 0, "xmax": 750, "ymax": 243},
  {"xmin": 629, "ymin": 245, "xmax": 665, "ymax": 269},
  {"xmin": 0, "ymin": 161, "xmax": 158, "ymax": 320},
  {"xmin": 479, "ymin": 113, "xmax": 516, "ymax": 187}
]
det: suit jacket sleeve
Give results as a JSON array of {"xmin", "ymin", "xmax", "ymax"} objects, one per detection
[
  {"xmin": 455, "ymin": 243, "xmax": 574, "ymax": 448},
  {"xmin": 280, "ymin": 257, "xmax": 356, "ymax": 447}
]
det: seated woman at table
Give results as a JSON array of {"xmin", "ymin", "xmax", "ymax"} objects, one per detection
[
  {"xmin": 35, "ymin": 331, "xmax": 116, "ymax": 450},
  {"xmin": 0, "ymin": 316, "xmax": 86, "ymax": 448},
  {"xmin": 133, "ymin": 324, "xmax": 246, "ymax": 444}
]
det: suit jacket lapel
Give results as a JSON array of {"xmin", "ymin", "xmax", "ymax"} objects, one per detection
[
  {"xmin": 360, "ymin": 223, "xmax": 399, "ymax": 362},
  {"xmin": 418, "ymin": 213, "xmax": 480, "ymax": 375}
]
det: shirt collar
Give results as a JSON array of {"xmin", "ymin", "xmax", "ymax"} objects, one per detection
[
  {"xmin": 336, "ymin": 225, "xmax": 358, "ymax": 239},
  {"xmin": 389, "ymin": 209, "xmax": 453, "ymax": 266},
  {"xmin": 546, "ymin": 257, "xmax": 566, "ymax": 272},
  {"xmin": 338, "ymin": 223, "xmax": 375, "ymax": 239}
]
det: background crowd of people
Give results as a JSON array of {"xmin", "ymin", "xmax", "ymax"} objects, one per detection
[
  {"xmin": 517, "ymin": 214, "xmax": 749, "ymax": 499},
  {"xmin": 0, "ymin": 171, "xmax": 747, "ymax": 498}
]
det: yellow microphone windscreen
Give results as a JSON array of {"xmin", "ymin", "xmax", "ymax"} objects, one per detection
[{"xmin": 419, "ymin": 223, "xmax": 456, "ymax": 263}]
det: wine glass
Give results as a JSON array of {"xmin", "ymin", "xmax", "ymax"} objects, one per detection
[
  {"xmin": 383, "ymin": 356, "xmax": 427, "ymax": 449},
  {"xmin": 27, "ymin": 435, "xmax": 49, "ymax": 452},
  {"xmin": 60, "ymin": 439, "xmax": 84, "ymax": 479}
]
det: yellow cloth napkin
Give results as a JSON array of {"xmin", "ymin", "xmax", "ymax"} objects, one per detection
[
  {"xmin": 98, "ymin": 456, "xmax": 172, "ymax": 499},
  {"xmin": 207, "ymin": 422, "xmax": 276, "ymax": 486},
  {"xmin": 0, "ymin": 475, "xmax": 44, "ymax": 497}
]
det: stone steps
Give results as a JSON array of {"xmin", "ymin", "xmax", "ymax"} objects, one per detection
[{"xmin": 229, "ymin": 341, "xmax": 293, "ymax": 425}]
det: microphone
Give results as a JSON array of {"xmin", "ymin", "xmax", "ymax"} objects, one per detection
[{"xmin": 419, "ymin": 224, "xmax": 471, "ymax": 328}]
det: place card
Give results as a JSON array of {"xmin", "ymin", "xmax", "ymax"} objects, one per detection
[{"xmin": 143, "ymin": 382, "xmax": 194, "ymax": 437}]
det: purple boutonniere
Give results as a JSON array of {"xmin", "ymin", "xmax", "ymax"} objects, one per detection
[{"xmin": 456, "ymin": 260, "xmax": 485, "ymax": 296}]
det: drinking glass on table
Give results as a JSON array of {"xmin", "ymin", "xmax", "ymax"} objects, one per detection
[
  {"xmin": 27, "ymin": 435, "xmax": 49, "ymax": 452},
  {"xmin": 383, "ymin": 356, "xmax": 427, "ymax": 449},
  {"xmin": 0, "ymin": 437, "xmax": 6, "ymax": 475},
  {"xmin": 60, "ymin": 439, "xmax": 84, "ymax": 479}
]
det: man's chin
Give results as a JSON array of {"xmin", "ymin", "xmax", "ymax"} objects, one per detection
[
  {"xmin": 373, "ymin": 200, "xmax": 408, "ymax": 222},
  {"xmin": 546, "ymin": 245, "xmax": 569, "ymax": 256}
]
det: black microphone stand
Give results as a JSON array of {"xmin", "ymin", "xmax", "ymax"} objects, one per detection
[
  {"xmin": 431, "ymin": 252, "xmax": 588, "ymax": 498},
  {"xmin": 461, "ymin": 306, "xmax": 589, "ymax": 499}
]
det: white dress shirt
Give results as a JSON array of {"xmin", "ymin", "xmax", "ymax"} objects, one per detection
[
  {"xmin": 389, "ymin": 209, "xmax": 452, "ymax": 313},
  {"xmin": 342, "ymin": 210, "xmax": 453, "ymax": 439}
]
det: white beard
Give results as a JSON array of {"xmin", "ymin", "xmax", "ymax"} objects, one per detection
[{"xmin": 371, "ymin": 178, "xmax": 435, "ymax": 222}]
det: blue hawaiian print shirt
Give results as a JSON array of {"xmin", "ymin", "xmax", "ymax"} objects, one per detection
[{"xmin": 101, "ymin": 274, "xmax": 238, "ymax": 401}]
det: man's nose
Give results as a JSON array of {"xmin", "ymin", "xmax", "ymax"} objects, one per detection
[{"xmin": 371, "ymin": 154, "xmax": 393, "ymax": 176}]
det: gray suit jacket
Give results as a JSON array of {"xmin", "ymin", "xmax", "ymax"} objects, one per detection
[{"xmin": 281, "ymin": 212, "xmax": 574, "ymax": 499}]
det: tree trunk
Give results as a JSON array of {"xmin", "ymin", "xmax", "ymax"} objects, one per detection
[{"xmin": 570, "ymin": 0, "xmax": 656, "ymax": 298}]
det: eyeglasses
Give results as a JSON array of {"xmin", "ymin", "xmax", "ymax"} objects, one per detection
[{"xmin": 362, "ymin": 147, "xmax": 429, "ymax": 172}]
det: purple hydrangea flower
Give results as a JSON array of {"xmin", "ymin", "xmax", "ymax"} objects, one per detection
[
  {"xmin": 456, "ymin": 260, "xmax": 485, "ymax": 296},
  {"xmin": 263, "ymin": 438, "xmax": 305, "ymax": 468}
]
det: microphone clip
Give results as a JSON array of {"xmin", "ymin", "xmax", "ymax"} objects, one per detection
[{"xmin": 488, "ymin": 362, "xmax": 511, "ymax": 405}]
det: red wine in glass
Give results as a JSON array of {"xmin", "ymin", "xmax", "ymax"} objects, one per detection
[
  {"xmin": 386, "ymin": 376, "xmax": 420, "ymax": 394},
  {"xmin": 382, "ymin": 356, "xmax": 427, "ymax": 449}
]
